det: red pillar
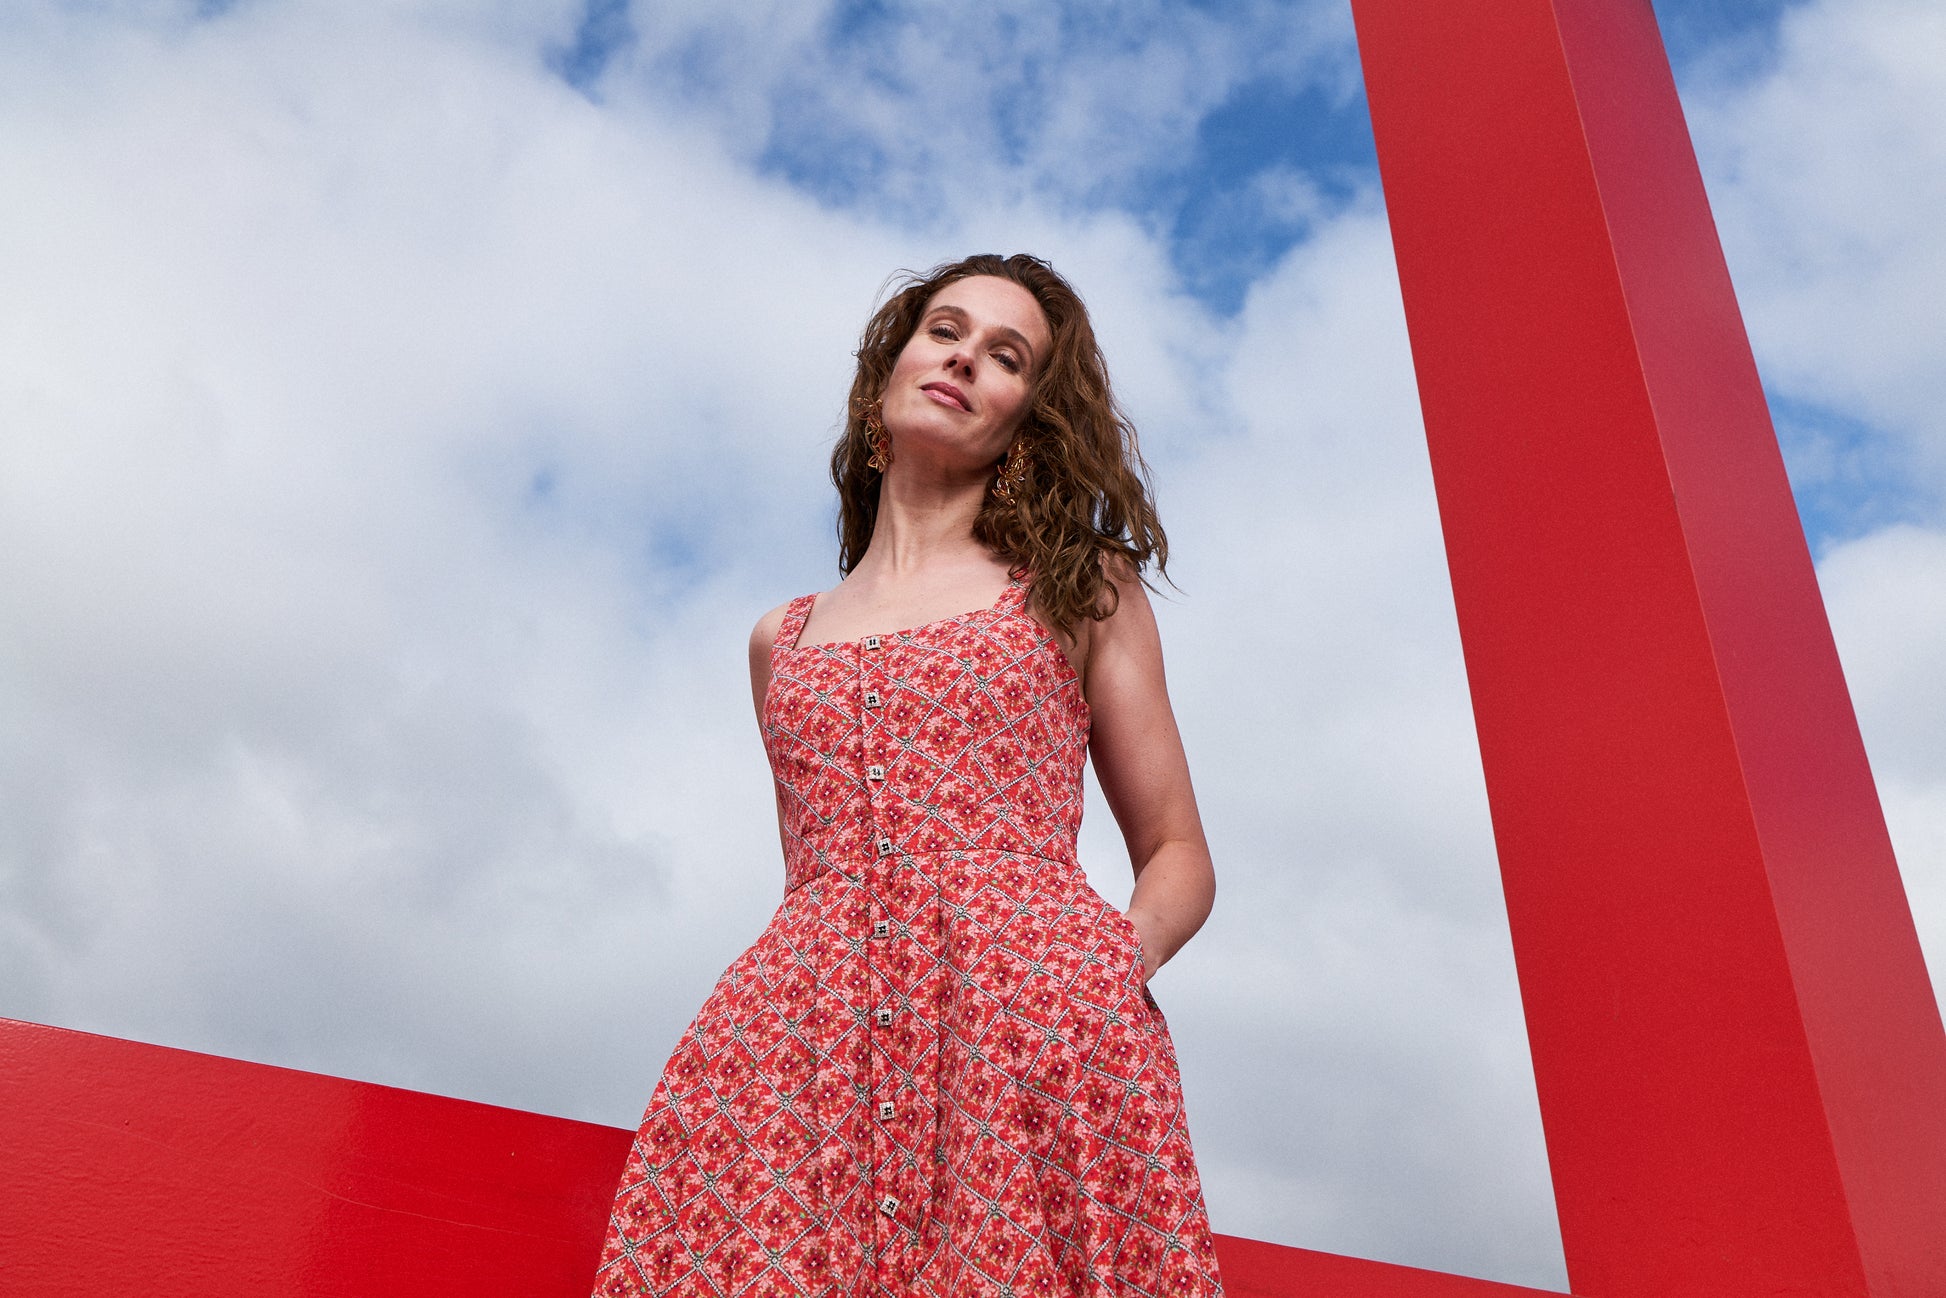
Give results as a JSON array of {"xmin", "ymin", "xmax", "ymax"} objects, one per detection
[{"xmin": 1349, "ymin": 2, "xmax": 1946, "ymax": 1295}]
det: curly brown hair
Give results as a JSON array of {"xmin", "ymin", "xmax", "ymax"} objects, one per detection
[{"xmin": 831, "ymin": 253, "xmax": 1168, "ymax": 637}]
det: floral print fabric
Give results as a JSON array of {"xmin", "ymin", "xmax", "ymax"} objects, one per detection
[{"xmin": 591, "ymin": 575, "xmax": 1223, "ymax": 1296}]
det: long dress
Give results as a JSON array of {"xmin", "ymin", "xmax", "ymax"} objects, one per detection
[{"xmin": 591, "ymin": 574, "xmax": 1224, "ymax": 1297}]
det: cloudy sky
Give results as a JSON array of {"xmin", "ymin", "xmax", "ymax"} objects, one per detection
[{"xmin": 4, "ymin": 0, "xmax": 1943, "ymax": 1289}]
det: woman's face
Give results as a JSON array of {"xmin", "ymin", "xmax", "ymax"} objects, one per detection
[{"xmin": 880, "ymin": 274, "xmax": 1053, "ymax": 472}]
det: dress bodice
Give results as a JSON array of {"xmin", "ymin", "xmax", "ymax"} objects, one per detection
[{"xmin": 761, "ymin": 576, "xmax": 1091, "ymax": 892}]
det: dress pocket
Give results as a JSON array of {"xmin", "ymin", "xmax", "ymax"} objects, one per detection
[{"xmin": 1102, "ymin": 902, "xmax": 1150, "ymax": 992}]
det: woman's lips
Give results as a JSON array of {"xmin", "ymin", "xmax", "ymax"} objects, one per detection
[{"xmin": 921, "ymin": 382, "xmax": 970, "ymax": 411}]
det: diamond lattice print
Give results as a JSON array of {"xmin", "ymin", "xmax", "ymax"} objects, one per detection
[{"xmin": 591, "ymin": 576, "xmax": 1223, "ymax": 1297}]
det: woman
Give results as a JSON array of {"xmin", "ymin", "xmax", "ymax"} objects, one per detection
[{"xmin": 591, "ymin": 253, "xmax": 1223, "ymax": 1297}]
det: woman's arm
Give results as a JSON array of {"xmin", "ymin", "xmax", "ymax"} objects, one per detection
[
  {"xmin": 749, "ymin": 603, "xmax": 788, "ymax": 723},
  {"xmin": 1082, "ymin": 566, "xmax": 1215, "ymax": 981},
  {"xmin": 750, "ymin": 603, "xmax": 791, "ymax": 852}
]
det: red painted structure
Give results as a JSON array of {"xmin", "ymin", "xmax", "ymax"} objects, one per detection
[
  {"xmin": 0, "ymin": 1018, "xmax": 626, "ymax": 1297},
  {"xmin": 1351, "ymin": 1, "xmax": 1946, "ymax": 1295},
  {"xmin": 6, "ymin": 3, "xmax": 1943, "ymax": 1297},
  {"xmin": 0, "ymin": 1018, "xmax": 1567, "ymax": 1297}
]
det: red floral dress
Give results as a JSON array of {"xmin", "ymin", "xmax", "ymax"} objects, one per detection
[{"xmin": 590, "ymin": 576, "xmax": 1223, "ymax": 1297}]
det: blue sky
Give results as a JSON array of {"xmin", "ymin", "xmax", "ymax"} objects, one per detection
[
  {"xmin": 547, "ymin": 0, "xmax": 1910, "ymax": 549},
  {"xmin": 556, "ymin": 0, "xmax": 1801, "ymax": 313},
  {"xmin": 2, "ymin": 0, "xmax": 1941, "ymax": 1290}
]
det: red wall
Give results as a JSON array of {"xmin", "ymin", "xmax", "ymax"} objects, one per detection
[{"xmin": 1, "ymin": 1018, "xmax": 1566, "ymax": 1297}]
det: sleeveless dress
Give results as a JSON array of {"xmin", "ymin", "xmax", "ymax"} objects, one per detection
[{"xmin": 590, "ymin": 575, "xmax": 1223, "ymax": 1297}]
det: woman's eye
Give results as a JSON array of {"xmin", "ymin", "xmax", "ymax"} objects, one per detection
[
  {"xmin": 929, "ymin": 325, "xmax": 958, "ymax": 341},
  {"xmin": 994, "ymin": 352, "xmax": 1021, "ymax": 373}
]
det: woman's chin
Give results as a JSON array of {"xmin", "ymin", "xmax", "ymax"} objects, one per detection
[{"xmin": 884, "ymin": 424, "xmax": 1006, "ymax": 474}]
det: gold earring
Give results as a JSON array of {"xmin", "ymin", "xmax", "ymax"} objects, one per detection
[
  {"xmin": 993, "ymin": 442, "xmax": 1031, "ymax": 504},
  {"xmin": 862, "ymin": 401, "xmax": 892, "ymax": 472}
]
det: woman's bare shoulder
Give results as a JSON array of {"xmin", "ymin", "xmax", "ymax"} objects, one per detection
[
  {"xmin": 1096, "ymin": 551, "xmax": 1159, "ymax": 629},
  {"xmin": 747, "ymin": 598, "xmax": 803, "ymax": 720},
  {"xmin": 752, "ymin": 601, "xmax": 792, "ymax": 645},
  {"xmin": 749, "ymin": 598, "xmax": 801, "ymax": 662},
  {"xmin": 1062, "ymin": 552, "xmax": 1157, "ymax": 690}
]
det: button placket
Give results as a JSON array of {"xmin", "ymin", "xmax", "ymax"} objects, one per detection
[
  {"xmin": 856, "ymin": 633, "xmax": 892, "ymax": 1266},
  {"xmin": 857, "ymin": 631, "xmax": 920, "ymax": 1273},
  {"xmin": 860, "ymin": 636, "xmax": 893, "ymax": 865}
]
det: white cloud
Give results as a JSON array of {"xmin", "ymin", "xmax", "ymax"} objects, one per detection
[
  {"xmin": 0, "ymin": 4, "xmax": 1565, "ymax": 1285},
  {"xmin": 1693, "ymin": 0, "xmax": 1946, "ymax": 483},
  {"xmin": 0, "ymin": 0, "xmax": 895, "ymax": 1114},
  {"xmin": 606, "ymin": 0, "xmax": 1354, "ymax": 219}
]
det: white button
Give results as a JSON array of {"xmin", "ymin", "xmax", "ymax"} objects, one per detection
[
  {"xmin": 878, "ymin": 1100, "xmax": 895, "ymax": 1120},
  {"xmin": 863, "ymin": 635, "xmax": 882, "ymax": 650},
  {"xmin": 864, "ymin": 690, "xmax": 882, "ymax": 708},
  {"xmin": 876, "ymin": 1007, "xmax": 894, "ymax": 1026},
  {"xmin": 876, "ymin": 838, "xmax": 893, "ymax": 857},
  {"xmin": 866, "ymin": 764, "xmax": 886, "ymax": 781},
  {"xmin": 878, "ymin": 1194, "xmax": 899, "ymax": 1215},
  {"xmin": 872, "ymin": 920, "xmax": 890, "ymax": 939}
]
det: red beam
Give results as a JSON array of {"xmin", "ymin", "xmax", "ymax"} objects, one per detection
[
  {"xmin": 0, "ymin": 1018, "xmax": 630, "ymax": 1298},
  {"xmin": 1216, "ymin": 1235, "xmax": 1568, "ymax": 1298},
  {"xmin": 1350, "ymin": 2, "xmax": 1946, "ymax": 1296},
  {"xmin": 1, "ymin": 1018, "xmax": 1567, "ymax": 1297}
]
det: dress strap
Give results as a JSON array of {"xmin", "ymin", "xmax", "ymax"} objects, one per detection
[
  {"xmin": 994, "ymin": 568, "xmax": 1030, "ymax": 613},
  {"xmin": 773, "ymin": 594, "xmax": 817, "ymax": 653}
]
